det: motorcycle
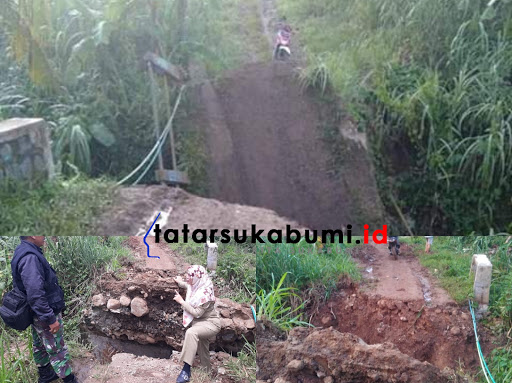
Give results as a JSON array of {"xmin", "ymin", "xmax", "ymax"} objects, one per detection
[
  {"xmin": 387, "ymin": 237, "xmax": 400, "ymax": 260},
  {"xmin": 273, "ymin": 29, "xmax": 291, "ymax": 60}
]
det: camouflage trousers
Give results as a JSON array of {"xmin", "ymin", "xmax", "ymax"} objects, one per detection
[{"xmin": 32, "ymin": 313, "xmax": 73, "ymax": 378}]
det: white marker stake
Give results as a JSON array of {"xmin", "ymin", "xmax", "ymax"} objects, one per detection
[
  {"xmin": 471, "ymin": 254, "xmax": 492, "ymax": 312},
  {"xmin": 206, "ymin": 242, "xmax": 218, "ymax": 271}
]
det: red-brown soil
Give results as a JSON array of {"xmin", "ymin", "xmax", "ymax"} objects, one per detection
[{"xmin": 256, "ymin": 243, "xmax": 492, "ymax": 382}]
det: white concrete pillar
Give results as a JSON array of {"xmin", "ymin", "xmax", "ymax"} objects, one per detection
[
  {"xmin": 206, "ymin": 242, "xmax": 218, "ymax": 270},
  {"xmin": 471, "ymin": 254, "xmax": 492, "ymax": 311}
]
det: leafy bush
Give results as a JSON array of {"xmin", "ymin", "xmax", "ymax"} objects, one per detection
[
  {"xmin": 256, "ymin": 273, "xmax": 310, "ymax": 331},
  {"xmin": 278, "ymin": 0, "xmax": 512, "ymax": 234},
  {"xmin": 0, "ymin": 0, "xmax": 247, "ymax": 181}
]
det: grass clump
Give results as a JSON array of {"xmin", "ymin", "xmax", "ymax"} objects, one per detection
[
  {"xmin": 224, "ymin": 340, "xmax": 257, "ymax": 383},
  {"xmin": 256, "ymin": 240, "xmax": 360, "ymax": 297},
  {"xmin": 256, "ymin": 239, "xmax": 360, "ymax": 331},
  {"xmin": 169, "ymin": 241, "xmax": 255, "ymax": 303},
  {"xmin": 0, "ymin": 177, "xmax": 115, "ymax": 235},
  {"xmin": 401, "ymin": 236, "xmax": 474, "ymax": 303},
  {"xmin": 256, "ymin": 272, "xmax": 309, "ymax": 331}
]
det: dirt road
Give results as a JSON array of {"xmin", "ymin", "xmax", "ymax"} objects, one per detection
[
  {"xmin": 309, "ymin": 243, "xmax": 481, "ymax": 371},
  {"xmin": 189, "ymin": 0, "xmax": 384, "ymax": 231},
  {"xmin": 357, "ymin": 243, "xmax": 453, "ymax": 304}
]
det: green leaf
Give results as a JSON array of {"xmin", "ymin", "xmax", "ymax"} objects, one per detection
[
  {"xmin": 481, "ymin": 6, "xmax": 496, "ymax": 20},
  {"xmin": 88, "ymin": 123, "xmax": 116, "ymax": 147}
]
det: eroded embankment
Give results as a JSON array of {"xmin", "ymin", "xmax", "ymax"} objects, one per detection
[
  {"xmin": 311, "ymin": 290, "xmax": 478, "ymax": 370},
  {"xmin": 257, "ymin": 325, "xmax": 467, "ymax": 383},
  {"xmin": 83, "ymin": 260, "xmax": 255, "ymax": 358},
  {"xmin": 190, "ymin": 60, "xmax": 385, "ymax": 230},
  {"xmin": 256, "ymin": 242, "xmax": 486, "ymax": 382}
]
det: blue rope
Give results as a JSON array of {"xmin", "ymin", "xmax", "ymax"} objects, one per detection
[
  {"xmin": 469, "ymin": 300, "xmax": 496, "ymax": 383},
  {"xmin": 251, "ymin": 305, "xmax": 257, "ymax": 323}
]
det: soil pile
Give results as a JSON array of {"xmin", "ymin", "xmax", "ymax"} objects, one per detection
[
  {"xmin": 97, "ymin": 186, "xmax": 305, "ymax": 235},
  {"xmin": 312, "ymin": 291, "xmax": 477, "ymax": 370},
  {"xmin": 257, "ymin": 327, "xmax": 465, "ymax": 383},
  {"xmin": 192, "ymin": 62, "xmax": 384, "ymax": 230}
]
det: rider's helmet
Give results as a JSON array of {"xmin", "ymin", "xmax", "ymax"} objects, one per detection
[{"xmin": 283, "ymin": 25, "xmax": 292, "ymax": 33}]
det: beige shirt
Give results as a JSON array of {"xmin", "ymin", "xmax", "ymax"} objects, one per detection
[{"xmin": 178, "ymin": 280, "xmax": 220, "ymax": 324}]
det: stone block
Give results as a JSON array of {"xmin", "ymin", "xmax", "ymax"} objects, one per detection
[{"xmin": 0, "ymin": 118, "xmax": 54, "ymax": 184}]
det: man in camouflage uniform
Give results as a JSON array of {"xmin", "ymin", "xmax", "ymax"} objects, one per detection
[{"xmin": 11, "ymin": 236, "xmax": 79, "ymax": 383}]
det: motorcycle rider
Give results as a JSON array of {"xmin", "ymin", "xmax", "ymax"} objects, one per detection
[
  {"xmin": 274, "ymin": 18, "xmax": 292, "ymax": 59},
  {"xmin": 388, "ymin": 236, "xmax": 400, "ymax": 256}
]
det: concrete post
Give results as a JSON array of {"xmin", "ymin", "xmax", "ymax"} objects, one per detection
[
  {"xmin": 206, "ymin": 242, "xmax": 218, "ymax": 271},
  {"xmin": 0, "ymin": 118, "xmax": 54, "ymax": 184},
  {"xmin": 471, "ymin": 254, "xmax": 492, "ymax": 311}
]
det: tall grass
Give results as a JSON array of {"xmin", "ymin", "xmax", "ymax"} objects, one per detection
[
  {"xmin": 0, "ymin": 325, "xmax": 35, "ymax": 382},
  {"xmin": 0, "ymin": 177, "xmax": 115, "ymax": 235},
  {"xmin": 279, "ymin": 0, "xmax": 512, "ymax": 234},
  {"xmin": 256, "ymin": 240, "xmax": 360, "ymax": 296}
]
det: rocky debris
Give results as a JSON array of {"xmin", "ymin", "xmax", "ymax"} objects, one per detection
[
  {"xmin": 130, "ymin": 297, "xmax": 149, "ymax": 317},
  {"xmin": 312, "ymin": 291, "xmax": 477, "ymax": 370},
  {"xmin": 84, "ymin": 269, "xmax": 254, "ymax": 353},
  {"xmin": 120, "ymin": 295, "xmax": 131, "ymax": 307},
  {"xmin": 76, "ymin": 350, "xmax": 238, "ymax": 383},
  {"xmin": 257, "ymin": 327, "xmax": 466, "ymax": 383},
  {"xmin": 92, "ymin": 294, "xmax": 107, "ymax": 307},
  {"xmin": 107, "ymin": 299, "xmax": 121, "ymax": 311},
  {"xmin": 286, "ymin": 359, "xmax": 304, "ymax": 372}
]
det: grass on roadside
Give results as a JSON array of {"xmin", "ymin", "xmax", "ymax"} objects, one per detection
[
  {"xmin": 401, "ymin": 236, "xmax": 512, "ymax": 382},
  {"xmin": 169, "ymin": 241, "xmax": 255, "ymax": 304},
  {"xmin": 256, "ymin": 239, "xmax": 360, "ymax": 331},
  {"xmin": 400, "ymin": 236, "xmax": 474, "ymax": 303},
  {"xmin": 0, "ymin": 177, "xmax": 115, "ymax": 235},
  {"xmin": 257, "ymin": 240, "xmax": 360, "ymax": 297},
  {"xmin": 0, "ymin": 326, "xmax": 35, "ymax": 382}
]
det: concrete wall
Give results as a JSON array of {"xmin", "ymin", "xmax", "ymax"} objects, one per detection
[{"xmin": 0, "ymin": 118, "xmax": 54, "ymax": 183}]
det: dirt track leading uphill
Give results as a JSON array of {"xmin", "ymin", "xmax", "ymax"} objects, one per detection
[{"xmin": 193, "ymin": 61, "xmax": 384, "ymax": 230}]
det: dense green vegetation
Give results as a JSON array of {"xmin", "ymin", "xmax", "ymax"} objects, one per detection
[
  {"xmin": 0, "ymin": 236, "xmax": 131, "ymax": 382},
  {"xmin": 0, "ymin": 177, "xmax": 115, "ymax": 235},
  {"xmin": 279, "ymin": 0, "xmax": 512, "ymax": 234},
  {"xmin": 256, "ymin": 239, "xmax": 360, "ymax": 329},
  {"xmin": 0, "ymin": 0, "xmax": 246, "ymax": 183}
]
